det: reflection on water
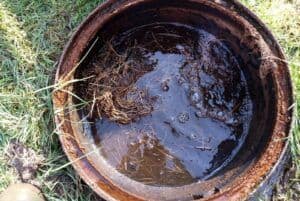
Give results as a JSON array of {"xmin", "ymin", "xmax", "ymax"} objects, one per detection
[
  {"xmin": 116, "ymin": 133, "xmax": 193, "ymax": 186},
  {"xmin": 81, "ymin": 23, "xmax": 253, "ymax": 186}
]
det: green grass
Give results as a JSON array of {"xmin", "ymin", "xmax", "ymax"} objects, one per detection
[
  {"xmin": 0, "ymin": 0, "xmax": 299, "ymax": 200},
  {"xmin": 239, "ymin": 1, "xmax": 300, "ymax": 199}
]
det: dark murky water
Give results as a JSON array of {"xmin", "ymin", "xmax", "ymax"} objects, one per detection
[{"xmin": 81, "ymin": 23, "xmax": 253, "ymax": 186}]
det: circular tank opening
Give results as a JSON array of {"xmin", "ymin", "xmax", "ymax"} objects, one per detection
[
  {"xmin": 75, "ymin": 22, "xmax": 253, "ymax": 187},
  {"xmin": 54, "ymin": 0, "xmax": 293, "ymax": 200}
]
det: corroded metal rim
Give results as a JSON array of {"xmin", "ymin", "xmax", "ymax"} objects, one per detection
[{"xmin": 53, "ymin": 0, "xmax": 294, "ymax": 200}]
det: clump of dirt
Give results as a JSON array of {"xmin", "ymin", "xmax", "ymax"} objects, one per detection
[
  {"xmin": 76, "ymin": 39, "xmax": 155, "ymax": 124},
  {"xmin": 5, "ymin": 139, "xmax": 44, "ymax": 183}
]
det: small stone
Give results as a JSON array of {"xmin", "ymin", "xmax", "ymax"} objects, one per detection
[
  {"xmin": 5, "ymin": 140, "xmax": 44, "ymax": 182},
  {"xmin": 0, "ymin": 183, "xmax": 45, "ymax": 201},
  {"xmin": 178, "ymin": 112, "xmax": 189, "ymax": 124}
]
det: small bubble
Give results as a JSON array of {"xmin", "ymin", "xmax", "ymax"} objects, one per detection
[
  {"xmin": 217, "ymin": 111, "xmax": 224, "ymax": 117},
  {"xmin": 178, "ymin": 77, "xmax": 185, "ymax": 85},
  {"xmin": 195, "ymin": 111, "xmax": 203, "ymax": 118},
  {"xmin": 190, "ymin": 133, "xmax": 197, "ymax": 139},
  {"xmin": 195, "ymin": 103, "xmax": 203, "ymax": 109},
  {"xmin": 208, "ymin": 99, "xmax": 214, "ymax": 106},
  {"xmin": 190, "ymin": 87, "xmax": 198, "ymax": 93},
  {"xmin": 161, "ymin": 81, "xmax": 169, "ymax": 91},
  {"xmin": 138, "ymin": 137, "xmax": 145, "ymax": 144},
  {"xmin": 226, "ymin": 118, "xmax": 238, "ymax": 125},
  {"xmin": 147, "ymin": 140, "xmax": 154, "ymax": 149},
  {"xmin": 191, "ymin": 92, "xmax": 200, "ymax": 103},
  {"xmin": 128, "ymin": 162, "xmax": 137, "ymax": 171},
  {"xmin": 178, "ymin": 112, "xmax": 189, "ymax": 123}
]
